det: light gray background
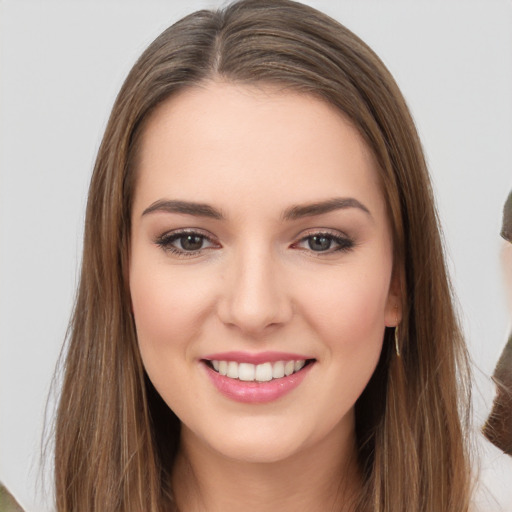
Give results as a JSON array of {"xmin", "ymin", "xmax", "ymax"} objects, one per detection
[{"xmin": 1, "ymin": 1, "xmax": 511, "ymax": 510}]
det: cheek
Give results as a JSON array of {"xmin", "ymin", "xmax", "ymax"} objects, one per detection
[
  {"xmin": 131, "ymin": 274, "xmax": 184, "ymax": 346},
  {"xmin": 281, "ymin": 264, "xmax": 390, "ymax": 443},
  {"xmin": 322, "ymin": 274, "xmax": 387, "ymax": 383},
  {"xmin": 129, "ymin": 258, "xmax": 213, "ymax": 362},
  {"xmin": 129, "ymin": 261, "xmax": 218, "ymax": 413},
  {"xmin": 298, "ymin": 263, "xmax": 392, "ymax": 349}
]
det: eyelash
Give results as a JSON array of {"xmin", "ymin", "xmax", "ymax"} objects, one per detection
[
  {"xmin": 155, "ymin": 229, "xmax": 218, "ymax": 257},
  {"xmin": 154, "ymin": 229, "xmax": 355, "ymax": 257},
  {"xmin": 293, "ymin": 231, "xmax": 355, "ymax": 254}
]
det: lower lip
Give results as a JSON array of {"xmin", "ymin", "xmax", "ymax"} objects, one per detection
[{"xmin": 203, "ymin": 362, "xmax": 314, "ymax": 403}]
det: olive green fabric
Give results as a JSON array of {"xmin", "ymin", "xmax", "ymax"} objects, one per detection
[
  {"xmin": 502, "ymin": 190, "xmax": 512, "ymax": 242},
  {"xmin": 484, "ymin": 334, "xmax": 512, "ymax": 455},
  {"xmin": 483, "ymin": 191, "xmax": 512, "ymax": 454},
  {"xmin": 0, "ymin": 483, "xmax": 24, "ymax": 512}
]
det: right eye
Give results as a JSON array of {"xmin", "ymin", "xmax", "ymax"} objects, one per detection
[{"xmin": 155, "ymin": 230, "xmax": 219, "ymax": 256}]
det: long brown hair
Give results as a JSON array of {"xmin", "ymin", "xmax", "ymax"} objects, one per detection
[{"xmin": 54, "ymin": 1, "xmax": 472, "ymax": 510}]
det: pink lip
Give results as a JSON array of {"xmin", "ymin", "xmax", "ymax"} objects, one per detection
[
  {"xmin": 202, "ymin": 351, "xmax": 312, "ymax": 364},
  {"xmin": 202, "ymin": 361, "xmax": 314, "ymax": 404}
]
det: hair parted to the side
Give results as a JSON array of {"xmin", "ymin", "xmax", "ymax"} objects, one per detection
[{"xmin": 54, "ymin": 1, "xmax": 473, "ymax": 510}]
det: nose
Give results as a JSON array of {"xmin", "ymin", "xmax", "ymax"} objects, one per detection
[{"xmin": 217, "ymin": 245, "xmax": 293, "ymax": 336}]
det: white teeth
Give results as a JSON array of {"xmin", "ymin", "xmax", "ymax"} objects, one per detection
[
  {"xmin": 209, "ymin": 359, "xmax": 309, "ymax": 382},
  {"xmin": 272, "ymin": 361, "xmax": 285, "ymax": 379},
  {"xmin": 284, "ymin": 360, "xmax": 295, "ymax": 376},
  {"xmin": 238, "ymin": 363, "xmax": 255, "ymax": 381},
  {"xmin": 255, "ymin": 362, "xmax": 273, "ymax": 382},
  {"xmin": 227, "ymin": 361, "xmax": 238, "ymax": 379}
]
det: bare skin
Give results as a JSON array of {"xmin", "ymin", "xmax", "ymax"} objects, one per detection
[{"xmin": 172, "ymin": 419, "xmax": 360, "ymax": 512}]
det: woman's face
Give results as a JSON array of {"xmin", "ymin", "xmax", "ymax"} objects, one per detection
[{"xmin": 130, "ymin": 81, "xmax": 399, "ymax": 464}]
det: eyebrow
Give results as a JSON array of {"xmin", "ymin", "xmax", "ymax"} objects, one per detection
[
  {"xmin": 142, "ymin": 199, "xmax": 224, "ymax": 219},
  {"xmin": 141, "ymin": 197, "xmax": 371, "ymax": 220},
  {"xmin": 282, "ymin": 197, "xmax": 371, "ymax": 220}
]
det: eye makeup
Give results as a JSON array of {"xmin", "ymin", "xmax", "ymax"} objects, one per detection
[
  {"xmin": 292, "ymin": 230, "xmax": 355, "ymax": 254},
  {"xmin": 154, "ymin": 229, "xmax": 220, "ymax": 257},
  {"xmin": 154, "ymin": 227, "xmax": 355, "ymax": 258}
]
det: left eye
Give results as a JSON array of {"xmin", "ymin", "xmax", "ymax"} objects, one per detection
[
  {"xmin": 296, "ymin": 233, "xmax": 354, "ymax": 253},
  {"xmin": 156, "ymin": 231, "xmax": 217, "ymax": 254}
]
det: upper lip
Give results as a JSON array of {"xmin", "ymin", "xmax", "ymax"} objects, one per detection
[{"xmin": 202, "ymin": 351, "xmax": 314, "ymax": 365}]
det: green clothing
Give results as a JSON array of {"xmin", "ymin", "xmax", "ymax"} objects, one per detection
[
  {"xmin": 502, "ymin": 191, "xmax": 512, "ymax": 242},
  {"xmin": 484, "ymin": 334, "xmax": 512, "ymax": 455},
  {"xmin": 484, "ymin": 191, "xmax": 512, "ymax": 455},
  {"xmin": 0, "ymin": 483, "xmax": 24, "ymax": 512}
]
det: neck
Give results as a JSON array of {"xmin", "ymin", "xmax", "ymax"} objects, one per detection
[{"xmin": 172, "ymin": 417, "xmax": 361, "ymax": 512}]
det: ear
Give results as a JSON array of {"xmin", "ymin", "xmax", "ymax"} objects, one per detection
[{"xmin": 384, "ymin": 268, "xmax": 402, "ymax": 327}]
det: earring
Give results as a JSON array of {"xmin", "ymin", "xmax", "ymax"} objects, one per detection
[{"xmin": 394, "ymin": 305, "xmax": 401, "ymax": 357}]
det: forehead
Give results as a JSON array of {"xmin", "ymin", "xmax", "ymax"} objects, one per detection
[{"xmin": 134, "ymin": 81, "xmax": 386, "ymax": 221}]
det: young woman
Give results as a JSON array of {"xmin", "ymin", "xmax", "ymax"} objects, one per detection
[{"xmin": 54, "ymin": 1, "xmax": 473, "ymax": 510}]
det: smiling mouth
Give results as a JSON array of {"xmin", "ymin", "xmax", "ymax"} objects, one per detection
[{"xmin": 203, "ymin": 359, "xmax": 315, "ymax": 383}]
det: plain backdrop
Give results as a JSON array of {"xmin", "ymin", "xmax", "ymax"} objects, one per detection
[{"xmin": 1, "ymin": 1, "xmax": 511, "ymax": 510}]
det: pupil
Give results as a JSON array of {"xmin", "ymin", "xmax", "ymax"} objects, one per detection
[
  {"xmin": 181, "ymin": 235, "xmax": 203, "ymax": 251},
  {"xmin": 308, "ymin": 235, "xmax": 331, "ymax": 251}
]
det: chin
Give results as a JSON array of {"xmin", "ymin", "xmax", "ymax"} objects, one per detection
[
  {"xmin": 210, "ymin": 434, "xmax": 305, "ymax": 464},
  {"xmin": 180, "ymin": 415, "xmax": 313, "ymax": 464},
  {"xmin": 186, "ymin": 413, "xmax": 348, "ymax": 466}
]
